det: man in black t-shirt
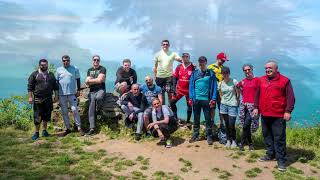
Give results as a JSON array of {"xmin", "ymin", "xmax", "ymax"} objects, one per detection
[
  {"xmin": 85, "ymin": 55, "xmax": 106, "ymax": 135},
  {"xmin": 115, "ymin": 58, "xmax": 137, "ymax": 93}
]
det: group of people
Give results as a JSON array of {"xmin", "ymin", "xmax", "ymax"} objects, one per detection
[{"xmin": 27, "ymin": 40, "xmax": 295, "ymax": 171}]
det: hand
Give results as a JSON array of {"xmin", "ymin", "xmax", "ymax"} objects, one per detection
[
  {"xmin": 253, "ymin": 109, "xmax": 259, "ymax": 117},
  {"xmin": 28, "ymin": 97, "xmax": 33, "ymax": 104},
  {"xmin": 147, "ymin": 122, "xmax": 155, "ymax": 130},
  {"xmin": 283, "ymin": 112, "xmax": 291, "ymax": 121},
  {"xmin": 209, "ymin": 100, "xmax": 216, "ymax": 108},
  {"xmin": 85, "ymin": 77, "xmax": 92, "ymax": 84},
  {"xmin": 53, "ymin": 96, "xmax": 59, "ymax": 103},
  {"xmin": 129, "ymin": 113, "xmax": 135, "ymax": 121},
  {"xmin": 129, "ymin": 76, "xmax": 134, "ymax": 83},
  {"xmin": 188, "ymin": 99, "xmax": 193, "ymax": 106},
  {"xmin": 76, "ymin": 91, "xmax": 80, "ymax": 97}
]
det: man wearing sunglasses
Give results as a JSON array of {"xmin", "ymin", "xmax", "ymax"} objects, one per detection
[
  {"xmin": 153, "ymin": 40, "xmax": 182, "ymax": 105},
  {"xmin": 56, "ymin": 55, "xmax": 83, "ymax": 136},
  {"xmin": 85, "ymin": 55, "xmax": 107, "ymax": 135}
]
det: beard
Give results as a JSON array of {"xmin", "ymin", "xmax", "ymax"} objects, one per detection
[{"xmin": 40, "ymin": 67, "xmax": 48, "ymax": 71}]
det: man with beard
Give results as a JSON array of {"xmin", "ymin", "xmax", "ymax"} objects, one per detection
[
  {"xmin": 115, "ymin": 58, "xmax": 137, "ymax": 93},
  {"xmin": 28, "ymin": 59, "xmax": 58, "ymax": 140}
]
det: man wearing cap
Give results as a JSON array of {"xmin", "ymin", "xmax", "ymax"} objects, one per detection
[
  {"xmin": 170, "ymin": 52, "xmax": 195, "ymax": 125},
  {"xmin": 153, "ymin": 40, "xmax": 182, "ymax": 105},
  {"xmin": 189, "ymin": 56, "xmax": 217, "ymax": 145},
  {"xmin": 253, "ymin": 60, "xmax": 295, "ymax": 172},
  {"xmin": 207, "ymin": 52, "xmax": 229, "ymax": 128}
]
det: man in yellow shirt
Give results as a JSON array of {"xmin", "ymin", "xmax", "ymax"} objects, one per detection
[
  {"xmin": 207, "ymin": 52, "xmax": 229, "ymax": 128},
  {"xmin": 153, "ymin": 40, "xmax": 182, "ymax": 104}
]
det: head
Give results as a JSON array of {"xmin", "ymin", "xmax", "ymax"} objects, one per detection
[
  {"xmin": 161, "ymin": 39, "xmax": 170, "ymax": 51},
  {"xmin": 131, "ymin": 84, "xmax": 140, "ymax": 95},
  {"xmin": 216, "ymin": 52, "xmax": 228, "ymax": 66},
  {"xmin": 38, "ymin": 59, "xmax": 48, "ymax": 71},
  {"xmin": 221, "ymin": 66, "xmax": 230, "ymax": 79},
  {"xmin": 122, "ymin": 58, "xmax": 131, "ymax": 72},
  {"xmin": 242, "ymin": 64, "xmax": 254, "ymax": 78},
  {"xmin": 265, "ymin": 60, "xmax": 278, "ymax": 78},
  {"xmin": 182, "ymin": 53, "xmax": 190, "ymax": 64},
  {"xmin": 198, "ymin": 56, "xmax": 207, "ymax": 69},
  {"xmin": 92, "ymin": 55, "xmax": 100, "ymax": 68},
  {"xmin": 152, "ymin": 98, "xmax": 161, "ymax": 110},
  {"xmin": 61, "ymin": 55, "xmax": 70, "ymax": 68},
  {"xmin": 145, "ymin": 75, "xmax": 153, "ymax": 87}
]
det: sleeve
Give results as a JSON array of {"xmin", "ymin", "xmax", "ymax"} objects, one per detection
[
  {"xmin": 55, "ymin": 68, "xmax": 59, "ymax": 80},
  {"xmin": 101, "ymin": 67, "xmax": 107, "ymax": 75},
  {"xmin": 138, "ymin": 95, "xmax": 148, "ymax": 112},
  {"xmin": 285, "ymin": 80, "xmax": 295, "ymax": 112},
  {"xmin": 156, "ymin": 86, "xmax": 162, "ymax": 94},
  {"xmin": 189, "ymin": 71, "xmax": 195, "ymax": 101},
  {"xmin": 152, "ymin": 109, "xmax": 157, "ymax": 122},
  {"xmin": 115, "ymin": 68, "xmax": 122, "ymax": 84},
  {"xmin": 162, "ymin": 105, "xmax": 170, "ymax": 119},
  {"xmin": 87, "ymin": 69, "xmax": 90, "ymax": 77},
  {"xmin": 233, "ymin": 79, "xmax": 238, "ymax": 86},
  {"xmin": 133, "ymin": 69, "xmax": 137, "ymax": 84},
  {"xmin": 217, "ymin": 82, "xmax": 221, "ymax": 91},
  {"xmin": 154, "ymin": 53, "xmax": 159, "ymax": 65},
  {"xmin": 173, "ymin": 65, "xmax": 179, "ymax": 78},
  {"xmin": 254, "ymin": 79, "xmax": 261, "ymax": 109},
  {"xmin": 51, "ymin": 72, "xmax": 59, "ymax": 91},
  {"xmin": 236, "ymin": 80, "xmax": 243, "ymax": 89},
  {"xmin": 174, "ymin": 52, "xmax": 181, "ymax": 60},
  {"xmin": 75, "ymin": 67, "xmax": 80, "ymax": 79},
  {"xmin": 210, "ymin": 71, "xmax": 217, "ymax": 101},
  {"xmin": 27, "ymin": 72, "xmax": 36, "ymax": 92}
]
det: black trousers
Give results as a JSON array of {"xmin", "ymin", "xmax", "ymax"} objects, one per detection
[
  {"xmin": 222, "ymin": 114, "xmax": 236, "ymax": 141},
  {"xmin": 241, "ymin": 108, "xmax": 252, "ymax": 145},
  {"xmin": 151, "ymin": 117, "xmax": 178, "ymax": 139},
  {"xmin": 261, "ymin": 116, "xmax": 287, "ymax": 164}
]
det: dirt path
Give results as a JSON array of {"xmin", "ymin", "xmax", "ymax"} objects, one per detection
[{"xmin": 84, "ymin": 134, "xmax": 319, "ymax": 180}]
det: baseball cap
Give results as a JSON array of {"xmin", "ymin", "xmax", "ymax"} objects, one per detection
[{"xmin": 217, "ymin": 52, "xmax": 228, "ymax": 61}]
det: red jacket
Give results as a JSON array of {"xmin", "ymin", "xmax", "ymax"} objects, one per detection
[{"xmin": 258, "ymin": 72, "xmax": 290, "ymax": 118}]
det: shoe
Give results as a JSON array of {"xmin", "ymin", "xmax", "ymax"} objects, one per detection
[
  {"xmin": 165, "ymin": 139, "xmax": 173, "ymax": 148},
  {"xmin": 189, "ymin": 136, "xmax": 200, "ymax": 143},
  {"xmin": 259, "ymin": 155, "xmax": 275, "ymax": 162},
  {"xmin": 145, "ymin": 132, "xmax": 152, "ymax": 138},
  {"xmin": 86, "ymin": 129, "xmax": 95, "ymax": 136},
  {"xmin": 277, "ymin": 163, "xmax": 287, "ymax": 172},
  {"xmin": 225, "ymin": 140, "xmax": 231, "ymax": 148},
  {"xmin": 79, "ymin": 129, "xmax": 85, "ymax": 136},
  {"xmin": 42, "ymin": 130, "xmax": 50, "ymax": 137},
  {"xmin": 135, "ymin": 133, "xmax": 141, "ymax": 141},
  {"xmin": 239, "ymin": 143, "xmax": 245, "ymax": 151},
  {"xmin": 249, "ymin": 144, "xmax": 254, "ymax": 151},
  {"xmin": 186, "ymin": 123, "xmax": 192, "ymax": 130},
  {"xmin": 62, "ymin": 129, "xmax": 72, "ymax": 137},
  {"xmin": 207, "ymin": 136, "xmax": 213, "ymax": 145},
  {"xmin": 231, "ymin": 140, "xmax": 237, "ymax": 149},
  {"xmin": 32, "ymin": 132, "xmax": 40, "ymax": 141}
]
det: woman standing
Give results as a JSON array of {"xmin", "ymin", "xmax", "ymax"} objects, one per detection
[
  {"xmin": 218, "ymin": 66, "xmax": 239, "ymax": 149},
  {"xmin": 237, "ymin": 64, "xmax": 260, "ymax": 151}
]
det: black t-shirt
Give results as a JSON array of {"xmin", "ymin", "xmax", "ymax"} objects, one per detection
[
  {"xmin": 87, "ymin": 66, "xmax": 106, "ymax": 92},
  {"xmin": 115, "ymin": 67, "xmax": 137, "ymax": 87}
]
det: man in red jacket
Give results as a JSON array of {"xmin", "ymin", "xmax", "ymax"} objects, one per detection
[{"xmin": 253, "ymin": 60, "xmax": 295, "ymax": 172}]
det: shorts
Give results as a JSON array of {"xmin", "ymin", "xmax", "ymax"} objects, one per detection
[
  {"xmin": 33, "ymin": 97, "xmax": 53, "ymax": 125},
  {"xmin": 220, "ymin": 104, "xmax": 238, "ymax": 117},
  {"xmin": 155, "ymin": 76, "xmax": 173, "ymax": 93}
]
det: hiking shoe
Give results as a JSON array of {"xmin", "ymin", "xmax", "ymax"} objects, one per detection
[
  {"xmin": 32, "ymin": 132, "xmax": 40, "ymax": 141},
  {"xmin": 189, "ymin": 136, "xmax": 200, "ymax": 143},
  {"xmin": 135, "ymin": 133, "xmax": 142, "ymax": 141},
  {"xmin": 79, "ymin": 129, "xmax": 85, "ymax": 136},
  {"xmin": 259, "ymin": 155, "xmax": 275, "ymax": 162},
  {"xmin": 277, "ymin": 162, "xmax": 287, "ymax": 172},
  {"xmin": 62, "ymin": 129, "xmax": 72, "ymax": 137},
  {"xmin": 231, "ymin": 140, "xmax": 237, "ymax": 149},
  {"xmin": 207, "ymin": 136, "xmax": 213, "ymax": 145},
  {"xmin": 239, "ymin": 143, "xmax": 245, "ymax": 151},
  {"xmin": 86, "ymin": 129, "xmax": 95, "ymax": 136},
  {"xmin": 225, "ymin": 140, "xmax": 231, "ymax": 148},
  {"xmin": 165, "ymin": 139, "xmax": 173, "ymax": 148},
  {"xmin": 42, "ymin": 130, "xmax": 50, "ymax": 137},
  {"xmin": 249, "ymin": 144, "xmax": 254, "ymax": 151}
]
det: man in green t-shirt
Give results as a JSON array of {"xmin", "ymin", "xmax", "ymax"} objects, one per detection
[{"xmin": 153, "ymin": 40, "xmax": 182, "ymax": 104}]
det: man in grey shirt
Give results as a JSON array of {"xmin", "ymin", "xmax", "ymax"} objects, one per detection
[{"xmin": 56, "ymin": 55, "xmax": 84, "ymax": 136}]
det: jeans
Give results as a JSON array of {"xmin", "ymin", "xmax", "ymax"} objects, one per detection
[
  {"xmin": 59, "ymin": 95, "xmax": 81, "ymax": 129},
  {"xmin": 261, "ymin": 116, "xmax": 287, "ymax": 164},
  {"xmin": 121, "ymin": 105, "xmax": 144, "ymax": 134},
  {"xmin": 241, "ymin": 108, "xmax": 252, "ymax": 144},
  {"xmin": 222, "ymin": 114, "xmax": 237, "ymax": 141},
  {"xmin": 192, "ymin": 100, "xmax": 212, "ymax": 138},
  {"xmin": 88, "ymin": 90, "xmax": 105, "ymax": 129}
]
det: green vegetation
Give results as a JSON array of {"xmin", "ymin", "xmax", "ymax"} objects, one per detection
[
  {"xmin": 245, "ymin": 167, "xmax": 263, "ymax": 178},
  {"xmin": 211, "ymin": 168, "xmax": 233, "ymax": 180},
  {"xmin": 179, "ymin": 157, "xmax": 193, "ymax": 173}
]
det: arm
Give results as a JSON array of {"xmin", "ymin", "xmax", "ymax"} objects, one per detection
[
  {"xmin": 285, "ymin": 80, "xmax": 295, "ymax": 113},
  {"xmin": 88, "ymin": 73, "xmax": 105, "ymax": 85},
  {"xmin": 210, "ymin": 72, "xmax": 217, "ymax": 101},
  {"xmin": 27, "ymin": 72, "xmax": 36, "ymax": 103},
  {"xmin": 153, "ymin": 55, "xmax": 158, "ymax": 77},
  {"xmin": 174, "ymin": 53, "xmax": 182, "ymax": 62},
  {"xmin": 52, "ymin": 73, "xmax": 59, "ymax": 102},
  {"xmin": 132, "ymin": 70, "xmax": 137, "ymax": 84},
  {"xmin": 157, "ymin": 93, "xmax": 163, "ymax": 105}
]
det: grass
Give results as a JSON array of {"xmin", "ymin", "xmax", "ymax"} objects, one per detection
[
  {"xmin": 179, "ymin": 157, "xmax": 193, "ymax": 172},
  {"xmin": 245, "ymin": 167, "xmax": 262, "ymax": 178},
  {"xmin": 211, "ymin": 168, "xmax": 233, "ymax": 180}
]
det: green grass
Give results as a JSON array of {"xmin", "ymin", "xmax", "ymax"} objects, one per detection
[
  {"xmin": 211, "ymin": 167, "xmax": 232, "ymax": 180},
  {"xmin": 245, "ymin": 167, "xmax": 262, "ymax": 178}
]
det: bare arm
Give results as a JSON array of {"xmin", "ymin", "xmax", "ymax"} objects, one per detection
[{"xmin": 87, "ymin": 73, "xmax": 105, "ymax": 85}]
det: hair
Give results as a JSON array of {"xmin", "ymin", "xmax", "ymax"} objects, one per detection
[
  {"xmin": 61, "ymin": 55, "xmax": 70, "ymax": 60},
  {"xmin": 152, "ymin": 97, "xmax": 160, "ymax": 105},
  {"xmin": 131, "ymin": 84, "xmax": 139, "ymax": 89},
  {"xmin": 122, "ymin": 58, "xmax": 131, "ymax": 64},
  {"xmin": 161, "ymin": 39, "xmax": 170, "ymax": 44},
  {"xmin": 242, "ymin": 64, "xmax": 253, "ymax": 71},
  {"xmin": 266, "ymin": 59, "xmax": 278, "ymax": 69},
  {"xmin": 221, "ymin": 66, "xmax": 231, "ymax": 74},
  {"xmin": 38, "ymin": 58, "xmax": 48, "ymax": 65},
  {"xmin": 92, "ymin": 54, "xmax": 100, "ymax": 60},
  {"xmin": 198, "ymin": 56, "xmax": 207, "ymax": 62}
]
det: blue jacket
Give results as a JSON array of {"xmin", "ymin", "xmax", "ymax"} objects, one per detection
[{"xmin": 189, "ymin": 68, "xmax": 217, "ymax": 102}]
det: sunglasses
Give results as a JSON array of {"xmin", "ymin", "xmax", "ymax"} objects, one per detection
[
  {"xmin": 62, "ymin": 59, "xmax": 70, "ymax": 62},
  {"xmin": 93, "ymin": 59, "xmax": 100, "ymax": 61},
  {"xmin": 162, "ymin": 43, "xmax": 169, "ymax": 46},
  {"xmin": 243, "ymin": 69, "xmax": 251, "ymax": 72},
  {"xmin": 145, "ymin": 80, "xmax": 152, "ymax": 82}
]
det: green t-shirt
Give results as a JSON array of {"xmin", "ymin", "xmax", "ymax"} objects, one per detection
[
  {"xmin": 218, "ymin": 78, "xmax": 238, "ymax": 106},
  {"xmin": 154, "ymin": 50, "xmax": 180, "ymax": 78}
]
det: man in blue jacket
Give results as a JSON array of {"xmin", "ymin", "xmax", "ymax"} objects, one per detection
[{"xmin": 189, "ymin": 56, "xmax": 217, "ymax": 145}]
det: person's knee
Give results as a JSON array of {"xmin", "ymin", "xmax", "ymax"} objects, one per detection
[
  {"xmin": 70, "ymin": 105, "xmax": 78, "ymax": 113},
  {"xmin": 34, "ymin": 119, "xmax": 41, "ymax": 126}
]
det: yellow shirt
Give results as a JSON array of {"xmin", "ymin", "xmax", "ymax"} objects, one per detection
[
  {"xmin": 154, "ymin": 50, "xmax": 180, "ymax": 78},
  {"xmin": 207, "ymin": 63, "xmax": 223, "ymax": 82}
]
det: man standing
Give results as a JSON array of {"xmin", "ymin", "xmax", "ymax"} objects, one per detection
[
  {"xmin": 189, "ymin": 56, "xmax": 217, "ymax": 145},
  {"xmin": 56, "ymin": 55, "xmax": 84, "ymax": 136},
  {"xmin": 153, "ymin": 40, "xmax": 182, "ymax": 104},
  {"xmin": 28, "ymin": 59, "xmax": 58, "ymax": 140},
  {"xmin": 253, "ymin": 60, "xmax": 295, "ymax": 171},
  {"xmin": 115, "ymin": 58, "xmax": 137, "ymax": 92},
  {"xmin": 85, "ymin": 55, "xmax": 107, "ymax": 135},
  {"xmin": 170, "ymin": 52, "xmax": 195, "ymax": 125}
]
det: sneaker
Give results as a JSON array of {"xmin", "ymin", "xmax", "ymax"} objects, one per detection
[
  {"xmin": 189, "ymin": 136, "xmax": 200, "ymax": 143},
  {"xmin": 79, "ymin": 129, "xmax": 85, "ymax": 136},
  {"xmin": 62, "ymin": 129, "xmax": 72, "ymax": 137},
  {"xmin": 135, "ymin": 133, "xmax": 142, "ymax": 141},
  {"xmin": 32, "ymin": 132, "xmax": 40, "ymax": 141},
  {"xmin": 86, "ymin": 129, "xmax": 95, "ymax": 136},
  {"xmin": 249, "ymin": 144, "xmax": 254, "ymax": 151},
  {"xmin": 231, "ymin": 140, "xmax": 237, "ymax": 149},
  {"xmin": 239, "ymin": 143, "xmax": 245, "ymax": 151},
  {"xmin": 145, "ymin": 132, "xmax": 152, "ymax": 138},
  {"xmin": 225, "ymin": 140, "xmax": 231, "ymax": 148},
  {"xmin": 277, "ymin": 163, "xmax": 287, "ymax": 172},
  {"xmin": 259, "ymin": 155, "xmax": 275, "ymax": 162},
  {"xmin": 165, "ymin": 139, "xmax": 173, "ymax": 148},
  {"xmin": 207, "ymin": 136, "xmax": 213, "ymax": 145},
  {"xmin": 42, "ymin": 130, "xmax": 50, "ymax": 137}
]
